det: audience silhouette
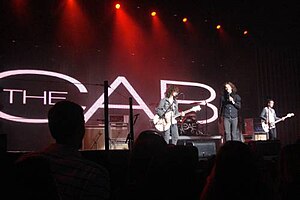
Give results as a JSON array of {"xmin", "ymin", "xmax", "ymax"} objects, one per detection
[
  {"xmin": 14, "ymin": 100, "xmax": 110, "ymax": 200},
  {"xmin": 278, "ymin": 143, "xmax": 300, "ymax": 199},
  {"xmin": 114, "ymin": 130, "xmax": 169, "ymax": 200},
  {"xmin": 7, "ymin": 100, "xmax": 300, "ymax": 200},
  {"xmin": 13, "ymin": 155, "xmax": 61, "ymax": 200},
  {"xmin": 200, "ymin": 141, "xmax": 273, "ymax": 200},
  {"xmin": 113, "ymin": 129, "xmax": 200, "ymax": 200}
]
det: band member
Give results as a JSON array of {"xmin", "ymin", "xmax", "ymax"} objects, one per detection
[
  {"xmin": 219, "ymin": 82, "xmax": 242, "ymax": 142},
  {"xmin": 260, "ymin": 99, "xmax": 281, "ymax": 140},
  {"xmin": 155, "ymin": 85, "xmax": 184, "ymax": 145}
]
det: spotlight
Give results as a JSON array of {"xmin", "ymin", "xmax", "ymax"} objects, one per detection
[
  {"xmin": 182, "ymin": 17, "xmax": 188, "ymax": 23},
  {"xmin": 216, "ymin": 25, "xmax": 221, "ymax": 29},
  {"xmin": 115, "ymin": 3, "xmax": 120, "ymax": 9},
  {"xmin": 243, "ymin": 30, "xmax": 248, "ymax": 35},
  {"xmin": 151, "ymin": 11, "xmax": 156, "ymax": 17}
]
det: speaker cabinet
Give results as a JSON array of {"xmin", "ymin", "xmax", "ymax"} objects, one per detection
[
  {"xmin": 187, "ymin": 141, "xmax": 216, "ymax": 158},
  {"xmin": 254, "ymin": 133, "xmax": 268, "ymax": 141},
  {"xmin": 244, "ymin": 118, "xmax": 254, "ymax": 135},
  {"xmin": 82, "ymin": 124, "xmax": 129, "ymax": 150},
  {"xmin": 82, "ymin": 126, "xmax": 105, "ymax": 150},
  {"xmin": 109, "ymin": 123, "xmax": 129, "ymax": 150}
]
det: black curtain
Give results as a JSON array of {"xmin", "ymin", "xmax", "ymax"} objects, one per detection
[{"xmin": 255, "ymin": 45, "xmax": 300, "ymax": 145}]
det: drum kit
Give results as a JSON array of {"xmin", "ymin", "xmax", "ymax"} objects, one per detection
[{"xmin": 178, "ymin": 113, "xmax": 204, "ymax": 136}]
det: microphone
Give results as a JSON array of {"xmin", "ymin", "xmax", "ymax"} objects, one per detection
[
  {"xmin": 175, "ymin": 92, "xmax": 184, "ymax": 98},
  {"xmin": 225, "ymin": 91, "xmax": 230, "ymax": 101}
]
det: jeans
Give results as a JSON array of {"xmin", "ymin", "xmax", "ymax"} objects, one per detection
[
  {"xmin": 162, "ymin": 124, "xmax": 179, "ymax": 145},
  {"xmin": 223, "ymin": 117, "xmax": 241, "ymax": 142}
]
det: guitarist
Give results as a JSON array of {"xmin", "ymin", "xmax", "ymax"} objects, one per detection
[
  {"xmin": 155, "ymin": 85, "xmax": 184, "ymax": 145},
  {"xmin": 260, "ymin": 99, "xmax": 282, "ymax": 140}
]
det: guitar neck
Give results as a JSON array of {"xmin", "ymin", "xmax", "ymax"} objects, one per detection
[
  {"xmin": 274, "ymin": 118, "xmax": 283, "ymax": 124},
  {"xmin": 274, "ymin": 115, "xmax": 292, "ymax": 124},
  {"xmin": 174, "ymin": 108, "xmax": 194, "ymax": 118}
]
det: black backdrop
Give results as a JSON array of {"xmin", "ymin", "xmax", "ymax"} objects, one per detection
[{"xmin": 0, "ymin": 0, "xmax": 299, "ymax": 151}]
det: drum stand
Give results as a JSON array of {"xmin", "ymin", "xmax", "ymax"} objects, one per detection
[{"xmin": 204, "ymin": 101, "xmax": 208, "ymax": 135}]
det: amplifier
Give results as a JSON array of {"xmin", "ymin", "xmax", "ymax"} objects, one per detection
[{"xmin": 82, "ymin": 124, "xmax": 129, "ymax": 150}]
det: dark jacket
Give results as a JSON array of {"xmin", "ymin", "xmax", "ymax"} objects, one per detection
[{"xmin": 219, "ymin": 93, "xmax": 241, "ymax": 118}]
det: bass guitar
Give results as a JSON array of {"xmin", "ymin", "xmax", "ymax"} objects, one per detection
[
  {"xmin": 261, "ymin": 112, "xmax": 294, "ymax": 132},
  {"xmin": 153, "ymin": 105, "xmax": 201, "ymax": 132}
]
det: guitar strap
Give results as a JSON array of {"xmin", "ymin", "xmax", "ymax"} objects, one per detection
[
  {"xmin": 266, "ymin": 107, "xmax": 276, "ymax": 129},
  {"xmin": 266, "ymin": 107, "xmax": 269, "ymax": 125},
  {"xmin": 166, "ymin": 99, "xmax": 176, "ymax": 115},
  {"xmin": 169, "ymin": 100, "xmax": 176, "ymax": 125}
]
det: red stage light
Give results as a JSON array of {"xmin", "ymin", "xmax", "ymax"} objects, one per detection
[
  {"xmin": 115, "ymin": 3, "xmax": 121, "ymax": 9},
  {"xmin": 151, "ymin": 11, "xmax": 156, "ymax": 17},
  {"xmin": 182, "ymin": 17, "xmax": 188, "ymax": 23}
]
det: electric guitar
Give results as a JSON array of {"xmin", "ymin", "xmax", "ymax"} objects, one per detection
[
  {"xmin": 261, "ymin": 113, "xmax": 294, "ymax": 132},
  {"xmin": 153, "ymin": 105, "xmax": 201, "ymax": 132}
]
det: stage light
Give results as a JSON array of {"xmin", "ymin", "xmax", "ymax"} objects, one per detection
[
  {"xmin": 115, "ymin": 3, "xmax": 120, "ymax": 9},
  {"xmin": 243, "ymin": 30, "xmax": 248, "ymax": 35},
  {"xmin": 216, "ymin": 25, "xmax": 221, "ymax": 29},
  {"xmin": 151, "ymin": 11, "xmax": 156, "ymax": 17},
  {"xmin": 182, "ymin": 17, "xmax": 188, "ymax": 23}
]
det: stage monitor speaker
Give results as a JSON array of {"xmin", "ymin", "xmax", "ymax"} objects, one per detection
[
  {"xmin": 248, "ymin": 140, "xmax": 281, "ymax": 157},
  {"xmin": 187, "ymin": 141, "xmax": 216, "ymax": 158}
]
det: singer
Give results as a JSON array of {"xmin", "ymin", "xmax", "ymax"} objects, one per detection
[
  {"xmin": 155, "ymin": 85, "xmax": 184, "ymax": 145},
  {"xmin": 218, "ymin": 82, "xmax": 242, "ymax": 142}
]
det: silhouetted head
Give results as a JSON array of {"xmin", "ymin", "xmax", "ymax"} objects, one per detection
[
  {"xmin": 201, "ymin": 141, "xmax": 266, "ymax": 200},
  {"xmin": 129, "ymin": 130, "xmax": 168, "ymax": 182},
  {"xmin": 213, "ymin": 141, "xmax": 262, "ymax": 193},
  {"xmin": 48, "ymin": 100, "xmax": 85, "ymax": 148},
  {"xmin": 132, "ymin": 130, "xmax": 168, "ymax": 157}
]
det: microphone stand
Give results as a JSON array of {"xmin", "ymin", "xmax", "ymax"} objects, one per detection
[
  {"xmin": 125, "ymin": 114, "xmax": 139, "ymax": 147},
  {"xmin": 104, "ymin": 81, "xmax": 109, "ymax": 151},
  {"xmin": 205, "ymin": 101, "xmax": 208, "ymax": 135},
  {"xmin": 126, "ymin": 97, "xmax": 134, "ymax": 151}
]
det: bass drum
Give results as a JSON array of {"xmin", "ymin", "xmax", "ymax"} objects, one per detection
[{"xmin": 181, "ymin": 114, "xmax": 200, "ymax": 136}]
